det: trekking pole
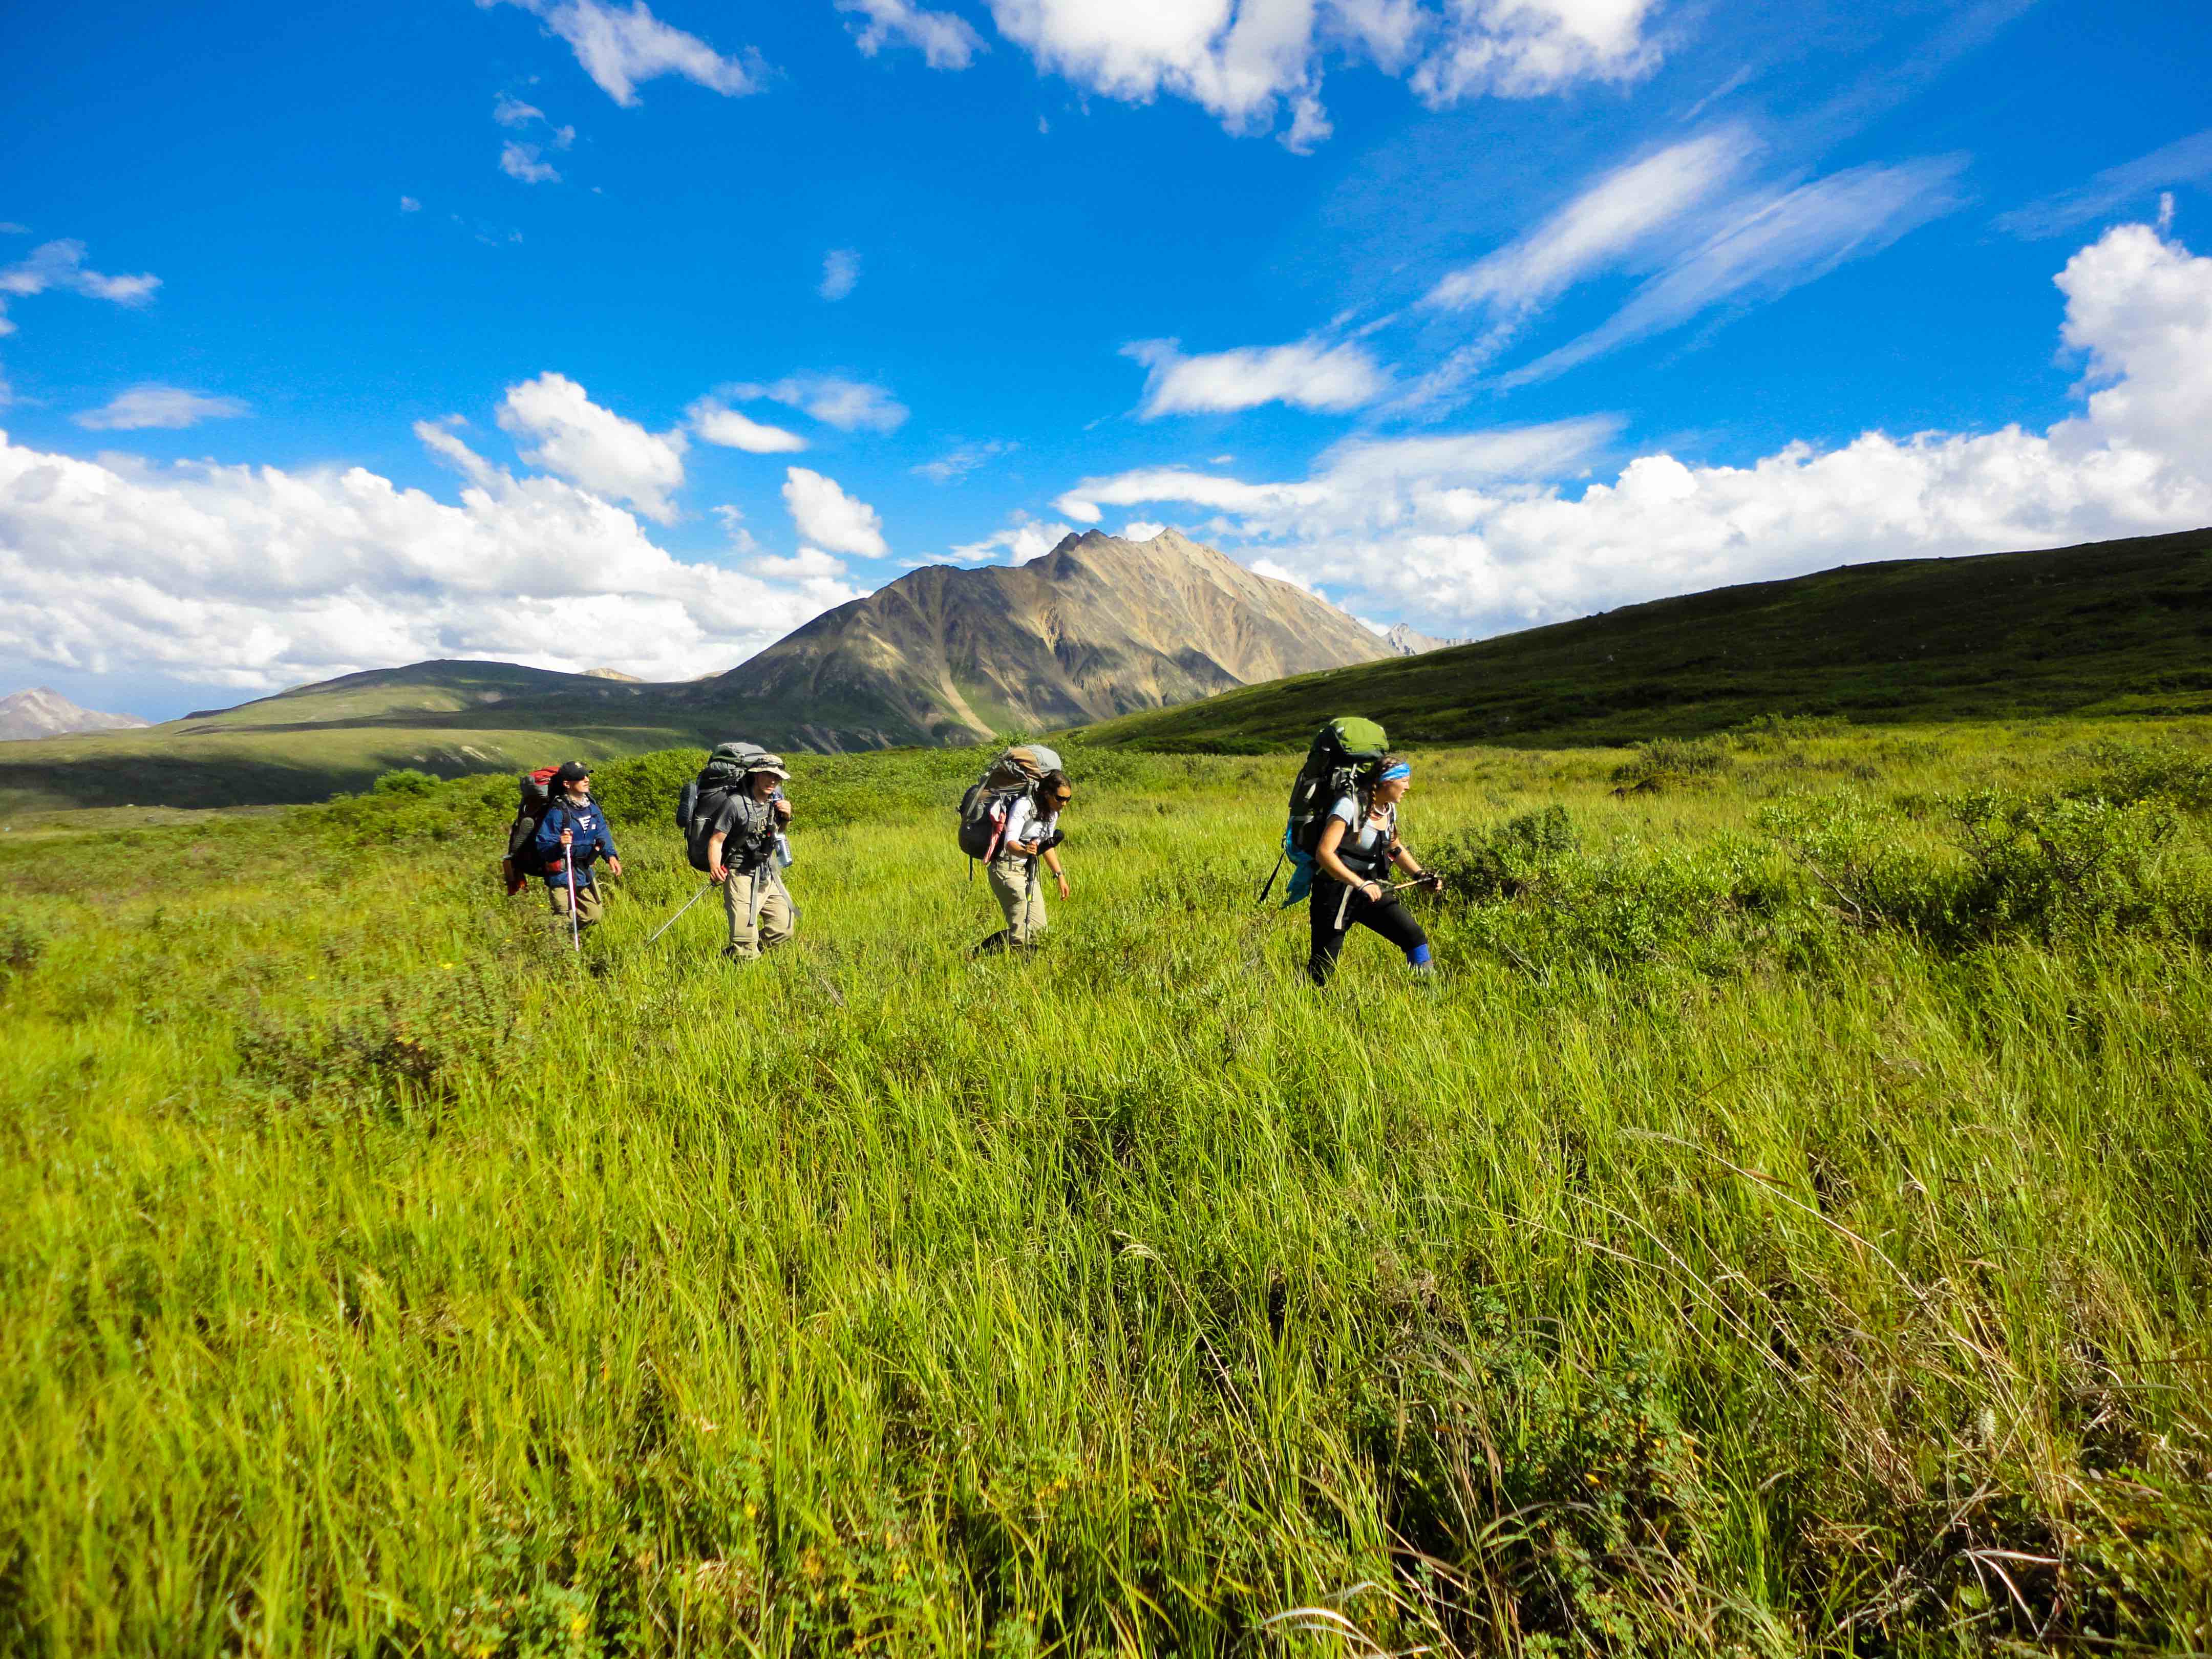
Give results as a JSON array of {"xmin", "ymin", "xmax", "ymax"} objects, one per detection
[
  {"xmin": 644, "ymin": 881, "xmax": 712, "ymax": 945},
  {"xmin": 565, "ymin": 858, "xmax": 580, "ymax": 952}
]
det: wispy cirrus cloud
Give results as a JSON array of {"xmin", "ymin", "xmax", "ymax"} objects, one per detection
[
  {"xmin": 74, "ymin": 386, "xmax": 250, "ymax": 431},
  {"xmin": 482, "ymin": 0, "xmax": 764, "ymax": 106},
  {"xmin": 837, "ymin": 0, "xmax": 987, "ymax": 69},
  {"xmin": 1421, "ymin": 128, "xmax": 1758, "ymax": 347},
  {"xmin": 500, "ymin": 141, "xmax": 563, "ymax": 183},
  {"xmin": 913, "ymin": 439, "xmax": 1016, "ymax": 483},
  {"xmin": 1495, "ymin": 153, "xmax": 1968, "ymax": 388},
  {"xmin": 1995, "ymin": 127, "xmax": 2212, "ymax": 239},
  {"xmin": 735, "ymin": 373, "xmax": 908, "ymax": 433},
  {"xmin": 818, "ymin": 248, "xmax": 861, "ymax": 301},
  {"xmin": 1123, "ymin": 336, "xmax": 1391, "ymax": 416},
  {"xmin": 0, "ymin": 238, "xmax": 159, "ymax": 336}
]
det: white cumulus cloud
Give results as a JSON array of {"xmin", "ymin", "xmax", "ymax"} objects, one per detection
[
  {"xmin": 687, "ymin": 397, "xmax": 809, "ymax": 453},
  {"xmin": 483, "ymin": 0, "xmax": 763, "ymax": 106},
  {"xmin": 782, "ymin": 466, "xmax": 888, "ymax": 558},
  {"xmin": 496, "ymin": 372, "xmax": 687, "ymax": 523},
  {"xmin": 1048, "ymin": 222, "xmax": 2212, "ymax": 637},
  {"xmin": 981, "ymin": 0, "xmax": 1665, "ymax": 151},
  {"xmin": 736, "ymin": 374, "xmax": 908, "ymax": 433},
  {"xmin": 1123, "ymin": 335, "xmax": 1390, "ymax": 416},
  {"xmin": 837, "ymin": 0, "xmax": 988, "ymax": 68},
  {"xmin": 946, "ymin": 516, "xmax": 1076, "ymax": 564},
  {"xmin": 0, "ymin": 422, "xmax": 857, "ymax": 691},
  {"xmin": 74, "ymin": 386, "xmax": 251, "ymax": 431}
]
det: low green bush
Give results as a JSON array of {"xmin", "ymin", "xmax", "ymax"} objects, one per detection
[
  {"xmin": 369, "ymin": 768, "xmax": 439, "ymax": 796},
  {"xmin": 1610, "ymin": 736, "xmax": 1733, "ymax": 793}
]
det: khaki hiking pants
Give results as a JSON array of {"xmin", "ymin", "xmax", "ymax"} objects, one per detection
[
  {"xmin": 549, "ymin": 879, "xmax": 604, "ymax": 932},
  {"xmin": 724, "ymin": 868, "xmax": 796, "ymax": 960},
  {"xmin": 987, "ymin": 852, "xmax": 1048, "ymax": 947}
]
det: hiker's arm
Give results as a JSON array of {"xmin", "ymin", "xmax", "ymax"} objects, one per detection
[
  {"xmin": 535, "ymin": 808, "xmax": 567, "ymax": 858},
  {"xmin": 599, "ymin": 822, "xmax": 621, "ymax": 875},
  {"xmin": 1044, "ymin": 845, "xmax": 1068, "ymax": 898},
  {"xmin": 1314, "ymin": 818, "xmax": 1378, "ymax": 898},
  {"xmin": 1390, "ymin": 839, "xmax": 1441, "ymax": 889},
  {"xmin": 706, "ymin": 830, "xmax": 729, "ymax": 882},
  {"xmin": 773, "ymin": 795, "xmax": 793, "ymax": 824}
]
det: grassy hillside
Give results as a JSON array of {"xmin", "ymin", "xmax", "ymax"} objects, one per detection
[
  {"xmin": 1075, "ymin": 526, "xmax": 2212, "ymax": 752},
  {"xmin": 5, "ymin": 717, "xmax": 2212, "ymax": 1652},
  {"xmin": 0, "ymin": 662, "xmax": 737, "ymax": 816}
]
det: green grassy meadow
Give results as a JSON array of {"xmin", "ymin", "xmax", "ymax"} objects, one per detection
[{"xmin": 4, "ymin": 719, "xmax": 2212, "ymax": 1654}]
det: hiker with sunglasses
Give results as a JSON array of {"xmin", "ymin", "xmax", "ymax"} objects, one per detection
[
  {"xmin": 1308, "ymin": 755, "xmax": 1441, "ymax": 985},
  {"xmin": 980, "ymin": 768, "xmax": 1074, "ymax": 953},
  {"xmin": 534, "ymin": 761, "xmax": 622, "ymax": 938}
]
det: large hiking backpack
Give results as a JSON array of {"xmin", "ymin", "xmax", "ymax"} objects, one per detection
[
  {"xmin": 502, "ymin": 765, "xmax": 561, "ymax": 894},
  {"xmin": 676, "ymin": 740, "xmax": 781, "ymax": 873},
  {"xmin": 1258, "ymin": 717, "xmax": 1388, "ymax": 905},
  {"xmin": 956, "ymin": 742, "xmax": 1063, "ymax": 864}
]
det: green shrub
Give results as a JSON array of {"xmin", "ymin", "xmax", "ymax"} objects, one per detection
[
  {"xmin": 370, "ymin": 768, "xmax": 439, "ymax": 796},
  {"xmin": 1429, "ymin": 805, "xmax": 1579, "ymax": 902},
  {"xmin": 2066, "ymin": 738, "xmax": 2212, "ymax": 811},
  {"xmin": 1730, "ymin": 711, "xmax": 1848, "ymax": 751},
  {"xmin": 0, "ymin": 913, "xmax": 45, "ymax": 987},
  {"xmin": 1759, "ymin": 785, "xmax": 2204, "ymax": 948},
  {"xmin": 1610, "ymin": 736, "xmax": 1732, "ymax": 794}
]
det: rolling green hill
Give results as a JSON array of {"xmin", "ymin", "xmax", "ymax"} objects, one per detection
[
  {"xmin": 1074, "ymin": 526, "xmax": 2212, "ymax": 752},
  {"xmin": 0, "ymin": 662, "xmax": 735, "ymax": 816}
]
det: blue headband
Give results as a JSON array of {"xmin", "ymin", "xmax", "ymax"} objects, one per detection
[{"xmin": 1378, "ymin": 762, "xmax": 1411, "ymax": 782}]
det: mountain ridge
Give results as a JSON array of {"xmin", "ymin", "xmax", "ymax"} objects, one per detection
[
  {"xmin": 0, "ymin": 688, "xmax": 151, "ymax": 742},
  {"xmin": 1076, "ymin": 526, "xmax": 2212, "ymax": 752}
]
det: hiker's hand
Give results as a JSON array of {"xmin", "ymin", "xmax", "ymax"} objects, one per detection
[
  {"xmin": 605, "ymin": 857, "xmax": 623, "ymax": 879},
  {"xmin": 773, "ymin": 798, "xmax": 793, "ymax": 824},
  {"xmin": 1362, "ymin": 881, "xmax": 1384, "ymax": 903},
  {"xmin": 1056, "ymin": 872, "xmax": 1070, "ymax": 901},
  {"xmin": 1419, "ymin": 873, "xmax": 1444, "ymax": 893},
  {"xmin": 709, "ymin": 861, "xmax": 727, "ymax": 884},
  {"xmin": 560, "ymin": 829, "xmax": 573, "ymax": 846}
]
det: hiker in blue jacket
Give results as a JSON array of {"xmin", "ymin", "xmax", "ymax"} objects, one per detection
[{"xmin": 534, "ymin": 761, "xmax": 622, "ymax": 935}]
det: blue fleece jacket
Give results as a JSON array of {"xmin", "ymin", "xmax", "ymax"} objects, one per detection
[{"xmin": 535, "ymin": 797, "xmax": 618, "ymax": 888}]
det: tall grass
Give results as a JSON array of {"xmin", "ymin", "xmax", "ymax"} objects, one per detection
[{"xmin": 2, "ymin": 721, "xmax": 2210, "ymax": 1655}]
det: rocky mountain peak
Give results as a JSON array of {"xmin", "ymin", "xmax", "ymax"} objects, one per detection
[{"xmin": 0, "ymin": 687, "xmax": 152, "ymax": 742}]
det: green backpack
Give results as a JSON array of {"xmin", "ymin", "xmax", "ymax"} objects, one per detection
[{"xmin": 1258, "ymin": 716, "xmax": 1389, "ymax": 903}]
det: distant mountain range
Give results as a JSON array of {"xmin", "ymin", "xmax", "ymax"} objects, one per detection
[
  {"xmin": 714, "ymin": 528, "xmax": 1389, "ymax": 748},
  {"xmin": 0, "ymin": 530, "xmax": 1389, "ymax": 810},
  {"xmin": 1382, "ymin": 624, "xmax": 1472, "ymax": 656},
  {"xmin": 0, "ymin": 688, "xmax": 151, "ymax": 742}
]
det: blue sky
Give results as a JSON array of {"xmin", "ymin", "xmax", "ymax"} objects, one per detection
[{"xmin": 4, "ymin": 0, "xmax": 2210, "ymax": 718}]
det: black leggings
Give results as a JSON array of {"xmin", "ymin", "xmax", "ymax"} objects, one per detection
[{"xmin": 1308, "ymin": 878, "xmax": 1429, "ymax": 986}]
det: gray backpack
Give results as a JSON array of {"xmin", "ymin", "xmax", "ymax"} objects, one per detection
[
  {"xmin": 956, "ymin": 743, "xmax": 1062, "ymax": 863},
  {"xmin": 677, "ymin": 741, "xmax": 781, "ymax": 873}
]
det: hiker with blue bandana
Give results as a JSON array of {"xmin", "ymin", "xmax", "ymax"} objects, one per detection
[{"xmin": 1307, "ymin": 754, "xmax": 1441, "ymax": 986}]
